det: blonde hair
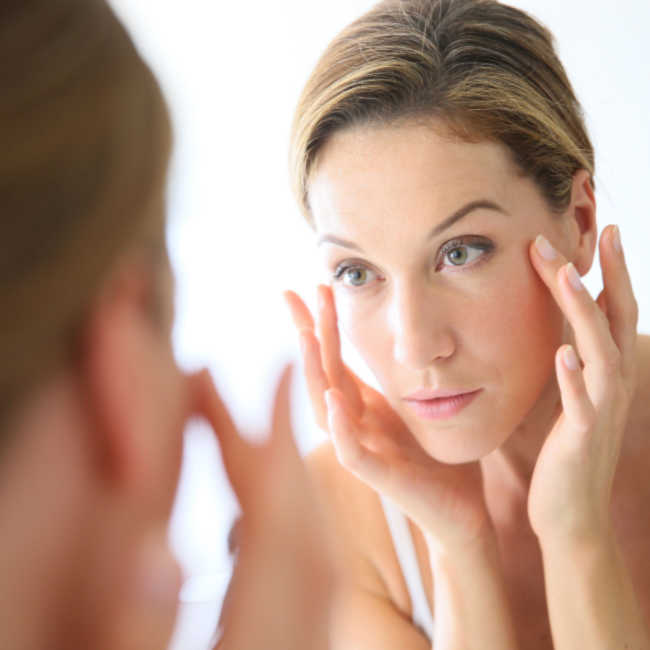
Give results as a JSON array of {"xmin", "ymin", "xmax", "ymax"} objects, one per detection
[
  {"xmin": 0, "ymin": 0, "xmax": 172, "ymax": 425},
  {"xmin": 290, "ymin": 0, "xmax": 594, "ymax": 223}
]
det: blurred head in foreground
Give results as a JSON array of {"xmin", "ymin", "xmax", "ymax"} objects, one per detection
[
  {"xmin": 0, "ymin": 0, "xmax": 189, "ymax": 646},
  {"xmin": 0, "ymin": 3, "xmax": 336, "ymax": 650}
]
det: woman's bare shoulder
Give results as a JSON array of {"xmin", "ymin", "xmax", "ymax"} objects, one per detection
[
  {"xmin": 305, "ymin": 442, "xmax": 413, "ymax": 610},
  {"xmin": 305, "ymin": 441, "xmax": 391, "ymax": 557}
]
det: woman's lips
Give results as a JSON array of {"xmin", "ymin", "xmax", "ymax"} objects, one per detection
[{"xmin": 403, "ymin": 389, "xmax": 482, "ymax": 420}]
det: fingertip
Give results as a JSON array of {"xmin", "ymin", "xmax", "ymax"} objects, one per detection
[{"xmin": 601, "ymin": 223, "xmax": 619, "ymax": 249}]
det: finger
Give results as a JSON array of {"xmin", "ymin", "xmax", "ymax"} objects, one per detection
[
  {"xmin": 531, "ymin": 235, "xmax": 620, "ymax": 398},
  {"xmin": 283, "ymin": 290, "xmax": 316, "ymax": 331},
  {"xmin": 317, "ymin": 285, "xmax": 364, "ymax": 414},
  {"xmin": 595, "ymin": 287, "xmax": 608, "ymax": 320},
  {"xmin": 555, "ymin": 344, "xmax": 596, "ymax": 438},
  {"xmin": 189, "ymin": 369, "xmax": 253, "ymax": 498},
  {"xmin": 300, "ymin": 329, "xmax": 330, "ymax": 429},
  {"xmin": 325, "ymin": 388, "xmax": 389, "ymax": 490},
  {"xmin": 598, "ymin": 225, "xmax": 638, "ymax": 381}
]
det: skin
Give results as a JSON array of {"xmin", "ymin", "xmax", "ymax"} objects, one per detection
[
  {"xmin": 0, "ymin": 245, "xmax": 333, "ymax": 650},
  {"xmin": 285, "ymin": 120, "xmax": 650, "ymax": 649},
  {"xmin": 309, "ymin": 122, "xmax": 591, "ymax": 466}
]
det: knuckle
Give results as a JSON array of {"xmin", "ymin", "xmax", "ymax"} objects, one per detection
[
  {"xmin": 568, "ymin": 413, "xmax": 596, "ymax": 444},
  {"xmin": 601, "ymin": 345, "xmax": 622, "ymax": 376}
]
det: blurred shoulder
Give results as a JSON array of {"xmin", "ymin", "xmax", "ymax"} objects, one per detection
[
  {"xmin": 305, "ymin": 441, "xmax": 386, "ymax": 544},
  {"xmin": 305, "ymin": 441, "xmax": 410, "ymax": 607}
]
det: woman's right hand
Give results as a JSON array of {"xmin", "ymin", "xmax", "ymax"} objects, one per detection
[
  {"xmin": 285, "ymin": 285, "xmax": 493, "ymax": 553},
  {"xmin": 192, "ymin": 366, "xmax": 335, "ymax": 650}
]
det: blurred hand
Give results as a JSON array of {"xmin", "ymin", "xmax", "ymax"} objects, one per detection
[{"xmin": 193, "ymin": 366, "xmax": 335, "ymax": 650}]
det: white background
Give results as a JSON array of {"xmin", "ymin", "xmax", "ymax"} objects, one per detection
[{"xmin": 108, "ymin": 2, "xmax": 650, "ymax": 648}]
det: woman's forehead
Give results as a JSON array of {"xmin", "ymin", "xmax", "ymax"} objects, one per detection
[{"xmin": 309, "ymin": 123, "xmax": 525, "ymax": 237}]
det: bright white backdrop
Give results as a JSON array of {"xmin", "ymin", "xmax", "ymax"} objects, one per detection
[{"xmin": 108, "ymin": 2, "xmax": 650, "ymax": 648}]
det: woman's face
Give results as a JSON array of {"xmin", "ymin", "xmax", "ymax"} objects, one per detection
[{"xmin": 309, "ymin": 121, "xmax": 576, "ymax": 463}]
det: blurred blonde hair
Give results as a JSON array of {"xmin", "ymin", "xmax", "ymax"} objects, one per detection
[
  {"xmin": 290, "ymin": 0, "xmax": 594, "ymax": 223},
  {"xmin": 0, "ymin": 0, "xmax": 172, "ymax": 425}
]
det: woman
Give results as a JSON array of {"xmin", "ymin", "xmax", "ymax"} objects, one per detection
[
  {"xmin": 285, "ymin": 1, "xmax": 650, "ymax": 648},
  {"xmin": 0, "ymin": 1, "xmax": 331, "ymax": 648}
]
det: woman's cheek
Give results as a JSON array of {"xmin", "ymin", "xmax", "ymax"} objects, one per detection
[
  {"xmin": 335, "ymin": 291, "xmax": 392, "ymax": 374},
  {"xmin": 481, "ymin": 263, "xmax": 564, "ymax": 388}
]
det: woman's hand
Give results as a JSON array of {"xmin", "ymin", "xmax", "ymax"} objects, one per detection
[
  {"xmin": 284, "ymin": 286, "xmax": 494, "ymax": 553},
  {"xmin": 527, "ymin": 225, "xmax": 638, "ymax": 543},
  {"xmin": 192, "ymin": 367, "xmax": 335, "ymax": 650}
]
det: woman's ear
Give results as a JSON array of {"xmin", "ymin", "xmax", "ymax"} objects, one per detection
[
  {"xmin": 567, "ymin": 169, "xmax": 598, "ymax": 276},
  {"xmin": 80, "ymin": 259, "xmax": 165, "ymax": 490}
]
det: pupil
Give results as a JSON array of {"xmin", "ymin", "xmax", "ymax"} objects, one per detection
[
  {"xmin": 349, "ymin": 269, "xmax": 365, "ymax": 285},
  {"xmin": 450, "ymin": 247, "xmax": 467, "ymax": 265}
]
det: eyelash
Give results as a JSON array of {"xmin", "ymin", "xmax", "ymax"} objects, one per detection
[{"xmin": 332, "ymin": 236, "xmax": 494, "ymax": 288}]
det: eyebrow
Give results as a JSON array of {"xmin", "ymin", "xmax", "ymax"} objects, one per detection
[{"xmin": 316, "ymin": 199, "xmax": 509, "ymax": 252}]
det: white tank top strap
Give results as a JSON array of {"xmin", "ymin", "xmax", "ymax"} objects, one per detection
[{"xmin": 379, "ymin": 494, "xmax": 434, "ymax": 641}]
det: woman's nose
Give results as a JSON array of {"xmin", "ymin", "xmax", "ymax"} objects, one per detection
[{"xmin": 389, "ymin": 285, "xmax": 455, "ymax": 370}]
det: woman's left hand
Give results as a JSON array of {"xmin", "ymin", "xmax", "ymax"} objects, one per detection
[{"xmin": 527, "ymin": 224, "xmax": 638, "ymax": 543}]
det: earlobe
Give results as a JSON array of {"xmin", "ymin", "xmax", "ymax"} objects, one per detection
[{"xmin": 568, "ymin": 169, "xmax": 597, "ymax": 277}]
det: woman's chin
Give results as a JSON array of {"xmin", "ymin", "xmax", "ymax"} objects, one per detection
[{"xmin": 412, "ymin": 421, "xmax": 509, "ymax": 465}]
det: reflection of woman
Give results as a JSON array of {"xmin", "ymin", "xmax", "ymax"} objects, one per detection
[
  {"xmin": 0, "ymin": 1, "xmax": 331, "ymax": 649},
  {"xmin": 285, "ymin": 1, "xmax": 650, "ymax": 648}
]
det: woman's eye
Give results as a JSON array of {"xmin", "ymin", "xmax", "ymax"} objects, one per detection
[
  {"xmin": 440, "ymin": 240, "xmax": 492, "ymax": 269},
  {"xmin": 333, "ymin": 264, "xmax": 378, "ymax": 288}
]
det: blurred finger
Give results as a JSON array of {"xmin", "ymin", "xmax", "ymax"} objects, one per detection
[{"xmin": 189, "ymin": 369, "xmax": 252, "ymax": 499}]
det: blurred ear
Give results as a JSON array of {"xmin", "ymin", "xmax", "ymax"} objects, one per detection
[
  {"xmin": 567, "ymin": 169, "xmax": 597, "ymax": 276},
  {"xmin": 80, "ymin": 258, "xmax": 163, "ymax": 489}
]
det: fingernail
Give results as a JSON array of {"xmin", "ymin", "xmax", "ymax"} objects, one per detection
[
  {"xmin": 612, "ymin": 226, "xmax": 622, "ymax": 253},
  {"xmin": 566, "ymin": 262, "xmax": 584, "ymax": 291},
  {"xmin": 535, "ymin": 234, "xmax": 557, "ymax": 261},
  {"xmin": 563, "ymin": 346, "xmax": 580, "ymax": 371},
  {"xmin": 317, "ymin": 286, "xmax": 326, "ymax": 311}
]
